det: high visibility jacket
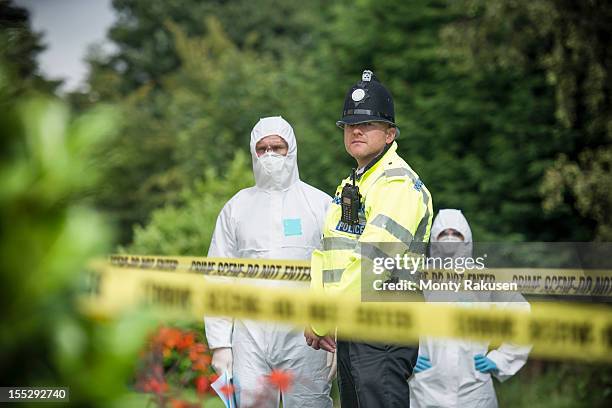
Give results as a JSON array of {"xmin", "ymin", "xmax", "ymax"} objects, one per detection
[{"xmin": 311, "ymin": 142, "xmax": 433, "ymax": 335}]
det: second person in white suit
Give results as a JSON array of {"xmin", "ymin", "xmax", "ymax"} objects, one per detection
[{"xmin": 410, "ymin": 209, "xmax": 532, "ymax": 408}]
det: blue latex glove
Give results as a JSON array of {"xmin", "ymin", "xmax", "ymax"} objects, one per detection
[
  {"xmin": 474, "ymin": 354, "xmax": 498, "ymax": 373},
  {"xmin": 414, "ymin": 355, "xmax": 432, "ymax": 373}
]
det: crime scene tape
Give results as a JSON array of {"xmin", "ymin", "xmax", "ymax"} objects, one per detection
[
  {"xmin": 80, "ymin": 265, "xmax": 612, "ymax": 363},
  {"xmin": 416, "ymin": 269, "xmax": 612, "ymax": 297},
  {"xmin": 108, "ymin": 254, "xmax": 311, "ymax": 281},
  {"xmin": 107, "ymin": 254, "xmax": 612, "ymax": 297}
]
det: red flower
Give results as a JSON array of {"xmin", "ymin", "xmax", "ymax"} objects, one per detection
[
  {"xmin": 171, "ymin": 400, "xmax": 190, "ymax": 408},
  {"xmin": 195, "ymin": 376, "xmax": 210, "ymax": 394},
  {"xmin": 268, "ymin": 369, "xmax": 294, "ymax": 392},
  {"xmin": 192, "ymin": 355, "xmax": 212, "ymax": 372},
  {"xmin": 147, "ymin": 378, "xmax": 169, "ymax": 394},
  {"xmin": 156, "ymin": 327, "xmax": 182, "ymax": 349},
  {"xmin": 189, "ymin": 343, "xmax": 207, "ymax": 361},
  {"xmin": 177, "ymin": 332, "xmax": 195, "ymax": 351}
]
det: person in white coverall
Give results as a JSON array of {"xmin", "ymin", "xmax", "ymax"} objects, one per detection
[
  {"xmin": 409, "ymin": 209, "xmax": 532, "ymax": 408},
  {"xmin": 204, "ymin": 116, "xmax": 333, "ymax": 407}
]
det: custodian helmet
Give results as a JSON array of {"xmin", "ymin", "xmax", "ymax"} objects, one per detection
[{"xmin": 337, "ymin": 70, "xmax": 397, "ymax": 130}]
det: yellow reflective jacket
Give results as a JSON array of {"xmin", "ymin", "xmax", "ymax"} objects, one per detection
[{"xmin": 310, "ymin": 142, "xmax": 433, "ymax": 335}]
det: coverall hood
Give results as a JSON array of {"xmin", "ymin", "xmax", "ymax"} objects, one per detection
[
  {"xmin": 430, "ymin": 208, "xmax": 472, "ymax": 243},
  {"xmin": 430, "ymin": 208, "xmax": 473, "ymax": 260},
  {"xmin": 250, "ymin": 116, "xmax": 300, "ymax": 191}
]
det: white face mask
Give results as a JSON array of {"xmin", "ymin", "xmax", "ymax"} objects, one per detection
[
  {"xmin": 250, "ymin": 119, "xmax": 300, "ymax": 191},
  {"xmin": 434, "ymin": 234, "xmax": 468, "ymax": 258},
  {"xmin": 258, "ymin": 152, "xmax": 286, "ymax": 175}
]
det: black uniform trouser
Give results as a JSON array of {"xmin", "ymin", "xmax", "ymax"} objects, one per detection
[{"xmin": 337, "ymin": 340, "xmax": 417, "ymax": 408}]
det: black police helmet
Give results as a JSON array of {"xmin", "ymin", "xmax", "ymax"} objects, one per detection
[{"xmin": 337, "ymin": 70, "xmax": 398, "ymax": 133}]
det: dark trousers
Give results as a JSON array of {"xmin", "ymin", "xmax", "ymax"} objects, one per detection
[{"xmin": 337, "ymin": 340, "xmax": 417, "ymax": 408}]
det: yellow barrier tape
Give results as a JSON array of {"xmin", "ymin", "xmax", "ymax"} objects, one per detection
[
  {"xmin": 417, "ymin": 268, "xmax": 612, "ymax": 297},
  {"xmin": 108, "ymin": 254, "xmax": 311, "ymax": 281},
  {"xmin": 108, "ymin": 254, "xmax": 612, "ymax": 296},
  {"xmin": 80, "ymin": 266, "xmax": 612, "ymax": 363}
]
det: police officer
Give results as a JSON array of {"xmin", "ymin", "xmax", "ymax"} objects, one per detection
[{"xmin": 305, "ymin": 70, "xmax": 433, "ymax": 407}]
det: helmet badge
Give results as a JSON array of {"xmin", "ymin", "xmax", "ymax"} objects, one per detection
[
  {"xmin": 351, "ymin": 88, "xmax": 366, "ymax": 102},
  {"xmin": 351, "ymin": 87, "xmax": 369, "ymax": 107}
]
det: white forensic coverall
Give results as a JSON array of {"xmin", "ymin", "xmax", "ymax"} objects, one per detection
[
  {"xmin": 204, "ymin": 116, "xmax": 333, "ymax": 408},
  {"xmin": 409, "ymin": 209, "xmax": 532, "ymax": 408}
]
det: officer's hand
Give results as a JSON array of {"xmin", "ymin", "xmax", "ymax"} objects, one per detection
[
  {"xmin": 304, "ymin": 328, "xmax": 336, "ymax": 352},
  {"xmin": 318, "ymin": 335, "xmax": 336, "ymax": 353},
  {"xmin": 304, "ymin": 327, "xmax": 321, "ymax": 349}
]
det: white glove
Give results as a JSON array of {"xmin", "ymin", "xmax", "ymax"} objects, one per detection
[
  {"xmin": 211, "ymin": 347, "xmax": 233, "ymax": 378},
  {"xmin": 326, "ymin": 350, "xmax": 337, "ymax": 381}
]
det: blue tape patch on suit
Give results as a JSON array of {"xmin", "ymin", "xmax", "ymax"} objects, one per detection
[{"xmin": 283, "ymin": 218, "xmax": 303, "ymax": 236}]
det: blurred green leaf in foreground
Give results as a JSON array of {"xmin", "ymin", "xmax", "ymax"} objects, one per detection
[{"xmin": 0, "ymin": 59, "xmax": 157, "ymax": 405}]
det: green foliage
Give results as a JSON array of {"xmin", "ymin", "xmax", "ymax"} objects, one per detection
[
  {"xmin": 0, "ymin": 0, "xmax": 59, "ymax": 95},
  {"xmin": 84, "ymin": 0, "xmax": 611, "ymax": 245},
  {"xmin": 1, "ymin": 10, "xmax": 162, "ymax": 403},
  {"xmin": 441, "ymin": 0, "xmax": 611, "ymax": 240},
  {"xmin": 127, "ymin": 151, "xmax": 253, "ymax": 255},
  {"xmin": 91, "ymin": 85, "xmax": 182, "ymax": 243},
  {"xmin": 106, "ymin": 0, "xmax": 331, "ymax": 92},
  {"xmin": 164, "ymin": 18, "xmax": 290, "ymax": 180},
  {"xmin": 91, "ymin": 16, "xmax": 343, "ymax": 245},
  {"xmin": 0, "ymin": 58, "xmax": 161, "ymax": 404},
  {"xmin": 322, "ymin": 0, "xmax": 596, "ymax": 240},
  {"xmin": 0, "ymin": 96, "xmax": 114, "ymax": 344},
  {"xmin": 542, "ymin": 148, "xmax": 612, "ymax": 240},
  {"xmin": 2, "ymin": 0, "xmax": 611, "ymax": 403},
  {"xmin": 497, "ymin": 362, "xmax": 612, "ymax": 408}
]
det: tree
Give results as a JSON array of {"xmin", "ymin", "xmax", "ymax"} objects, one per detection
[
  {"xmin": 84, "ymin": 0, "xmax": 609, "ymax": 245},
  {"xmin": 319, "ymin": 0, "xmax": 596, "ymax": 240},
  {"xmin": 127, "ymin": 151, "xmax": 253, "ymax": 255},
  {"xmin": 90, "ymin": 18, "xmax": 311, "ymax": 244},
  {"xmin": 533, "ymin": 0, "xmax": 611, "ymax": 240},
  {"xmin": 0, "ymin": 0, "xmax": 59, "ymax": 96},
  {"xmin": 84, "ymin": 1, "xmax": 338, "ymax": 244},
  {"xmin": 435, "ymin": 0, "xmax": 611, "ymax": 240},
  {"xmin": 103, "ymin": 0, "xmax": 330, "ymax": 93}
]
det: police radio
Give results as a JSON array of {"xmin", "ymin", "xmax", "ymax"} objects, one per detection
[{"xmin": 341, "ymin": 169, "xmax": 361, "ymax": 225}]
